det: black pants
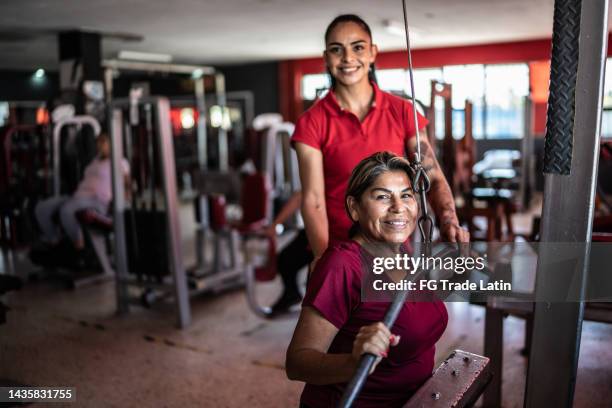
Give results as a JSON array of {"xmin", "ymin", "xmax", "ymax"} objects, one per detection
[{"xmin": 278, "ymin": 229, "xmax": 312, "ymax": 297}]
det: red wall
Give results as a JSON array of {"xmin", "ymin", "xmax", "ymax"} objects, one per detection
[{"xmin": 279, "ymin": 35, "xmax": 612, "ymax": 135}]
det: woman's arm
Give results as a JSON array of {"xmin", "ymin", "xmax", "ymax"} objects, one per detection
[
  {"xmin": 267, "ymin": 191, "xmax": 302, "ymax": 233},
  {"xmin": 406, "ymin": 133, "xmax": 470, "ymax": 243},
  {"xmin": 286, "ymin": 307, "xmax": 395, "ymax": 385},
  {"xmin": 295, "ymin": 143, "xmax": 329, "ymax": 259},
  {"xmin": 286, "ymin": 307, "xmax": 355, "ymax": 385}
]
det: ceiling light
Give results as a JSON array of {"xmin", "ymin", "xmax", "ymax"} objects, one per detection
[
  {"xmin": 382, "ymin": 19, "xmax": 420, "ymax": 38},
  {"xmin": 210, "ymin": 105, "xmax": 223, "ymax": 128},
  {"xmin": 180, "ymin": 108, "xmax": 195, "ymax": 129},
  {"xmin": 191, "ymin": 68, "xmax": 204, "ymax": 79},
  {"xmin": 118, "ymin": 50, "xmax": 173, "ymax": 63},
  {"xmin": 34, "ymin": 68, "xmax": 45, "ymax": 78}
]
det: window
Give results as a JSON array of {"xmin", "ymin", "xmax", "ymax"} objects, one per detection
[
  {"xmin": 484, "ymin": 64, "xmax": 529, "ymax": 139},
  {"xmin": 442, "ymin": 65, "xmax": 486, "ymax": 139},
  {"xmin": 376, "ymin": 69, "xmax": 407, "ymax": 94},
  {"xmin": 301, "ymin": 73, "xmax": 329, "ymax": 100},
  {"xmin": 300, "ymin": 62, "xmax": 530, "ymax": 139},
  {"xmin": 600, "ymin": 58, "xmax": 612, "ymax": 138}
]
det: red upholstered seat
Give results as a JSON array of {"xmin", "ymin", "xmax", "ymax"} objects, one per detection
[
  {"xmin": 238, "ymin": 173, "xmax": 269, "ymax": 230},
  {"xmin": 592, "ymin": 232, "xmax": 612, "ymax": 242},
  {"xmin": 208, "ymin": 195, "xmax": 228, "ymax": 232},
  {"xmin": 208, "ymin": 172, "xmax": 271, "ymax": 233},
  {"xmin": 205, "ymin": 172, "xmax": 275, "ymax": 282},
  {"xmin": 76, "ymin": 209, "xmax": 113, "ymax": 232}
]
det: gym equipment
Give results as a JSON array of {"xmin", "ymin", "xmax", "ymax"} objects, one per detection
[
  {"xmin": 249, "ymin": 114, "xmax": 300, "ymax": 202},
  {"xmin": 519, "ymin": 96, "xmax": 535, "ymax": 210},
  {"xmin": 480, "ymin": 1, "xmax": 611, "ymax": 406},
  {"xmin": 110, "ymin": 96, "xmax": 251, "ymax": 328},
  {"xmin": 74, "ymin": 210, "xmax": 115, "ymax": 287},
  {"xmin": 191, "ymin": 112, "xmax": 303, "ymax": 319},
  {"xmin": 0, "ymin": 124, "xmax": 51, "ymax": 247},
  {"xmin": 264, "ymin": 121, "xmax": 300, "ymax": 207},
  {"xmin": 104, "ymin": 63, "xmax": 248, "ymax": 289},
  {"xmin": 200, "ymin": 166, "xmax": 286, "ymax": 318},
  {"xmin": 403, "ymin": 350, "xmax": 491, "ymax": 408},
  {"xmin": 426, "ymin": 74, "xmax": 532, "ymax": 242},
  {"xmin": 110, "ymin": 96, "xmax": 187, "ymax": 326},
  {"xmin": 103, "ymin": 60, "xmax": 230, "ymax": 172},
  {"xmin": 425, "ymin": 85, "xmax": 520, "ymax": 241},
  {"xmin": 245, "ymin": 113, "xmax": 282, "ymax": 176},
  {"xmin": 339, "ymin": 1, "xmax": 491, "ymax": 406},
  {"xmin": 52, "ymin": 115, "xmax": 101, "ymax": 196},
  {"xmin": 427, "ymin": 80, "xmax": 454, "ymax": 186},
  {"xmin": 28, "ymin": 114, "xmax": 113, "ymax": 288},
  {"xmin": 239, "ymin": 115, "xmax": 305, "ymax": 318}
]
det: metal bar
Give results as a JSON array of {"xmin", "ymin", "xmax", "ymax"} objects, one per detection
[
  {"xmin": 104, "ymin": 67, "xmax": 114, "ymax": 103},
  {"xmin": 226, "ymin": 90, "xmax": 255, "ymax": 126},
  {"xmin": 524, "ymin": 0, "xmax": 608, "ymax": 407},
  {"xmin": 338, "ymin": 289, "xmax": 409, "ymax": 408},
  {"xmin": 215, "ymin": 74, "xmax": 229, "ymax": 171},
  {"xmin": 195, "ymin": 77, "xmax": 208, "ymax": 170},
  {"xmin": 427, "ymin": 81, "xmax": 437, "ymax": 148},
  {"xmin": 109, "ymin": 108, "xmax": 130, "ymax": 315},
  {"xmin": 401, "ymin": 0, "xmax": 423, "ymax": 162},
  {"xmin": 269, "ymin": 122, "xmax": 296, "ymax": 199},
  {"xmin": 102, "ymin": 60, "xmax": 215, "ymax": 76},
  {"xmin": 155, "ymin": 98, "xmax": 191, "ymax": 328},
  {"xmin": 263, "ymin": 126, "xmax": 277, "ymax": 185},
  {"xmin": 520, "ymin": 97, "xmax": 534, "ymax": 210},
  {"xmin": 5, "ymin": 100, "xmax": 47, "ymax": 108},
  {"xmin": 482, "ymin": 307, "xmax": 503, "ymax": 407},
  {"xmin": 52, "ymin": 116, "xmax": 101, "ymax": 196}
]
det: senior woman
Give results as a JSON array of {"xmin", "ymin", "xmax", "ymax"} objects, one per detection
[{"xmin": 286, "ymin": 152, "xmax": 447, "ymax": 408}]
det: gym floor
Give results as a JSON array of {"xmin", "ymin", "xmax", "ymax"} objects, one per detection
[{"xmin": 1, "ymin": 196, "xmax": 611, "ymax": 407}]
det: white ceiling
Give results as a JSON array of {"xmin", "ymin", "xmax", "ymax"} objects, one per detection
[{"xmin": 0, "ymin": 0, "xmax": 570, "ymax": 71}]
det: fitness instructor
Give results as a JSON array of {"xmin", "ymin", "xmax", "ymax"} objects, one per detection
[{"xmin": 292, "ymin": 14, "xmax": 468, "ymax": 266}]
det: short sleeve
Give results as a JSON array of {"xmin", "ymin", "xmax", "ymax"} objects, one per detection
[
  {"xmin": 404, "ymin": 100, "xmax": 429, "ymax": 139},
  {"xmin": 291, "ymin": 111, "xmax": 322, "ymax": 151},
  {"xmin": 302, "ymin": 246, "xmax": 361, "ymax": 329}
]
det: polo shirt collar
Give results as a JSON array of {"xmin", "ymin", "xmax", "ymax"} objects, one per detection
[{"xmin": 322, "ymin": 81, "xmax": 387, "ymax": 117}]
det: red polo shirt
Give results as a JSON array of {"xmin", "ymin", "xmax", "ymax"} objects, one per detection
[{"xmin": 292, "ymin": 83, "xmax": 428, "ymax": 243}]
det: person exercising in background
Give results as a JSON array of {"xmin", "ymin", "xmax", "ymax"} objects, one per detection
[
  {"xmin": 292, "ymin": 14, "xmax": 469, "ymax": 269},
  {"xmin": 264, "ymin": 191, "xmax": 313, "ymax": 315},
  {"xmin": 34, "ymin": 133, "xmax": 129, "ymax": 266}
]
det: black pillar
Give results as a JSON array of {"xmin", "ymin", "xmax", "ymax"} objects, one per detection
[
  {"xmin": 57, "ymin": 31, "xmax": 105, "ymax": 120},
  {"xmin": 524, "ymin": 0, "xmax": 609, "ymax": 406}
]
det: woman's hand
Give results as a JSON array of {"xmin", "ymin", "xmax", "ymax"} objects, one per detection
[
  {"xmin": 263, "ymin": 224, "xmax": 277, "ymax": 241},
  {"xmin": 351, "ymin": 322, "xmax": 400, "ymax": 374},
  {"xmin": 440, "ymin": 220, "xmax": 470, "ymax": 243}
]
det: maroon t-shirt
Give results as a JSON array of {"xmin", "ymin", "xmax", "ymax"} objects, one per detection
[{"xmin": 300, "ymin": 241, "xmax": 448, "ymax": 408}]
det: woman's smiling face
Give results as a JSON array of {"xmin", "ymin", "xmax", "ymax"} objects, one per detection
[
  {"xmin": 347, "ymin": 170, "xmax": 418, "ymax": 244},
  {"xmin": 324, "ymin": 21, "xmax": 377, "ymax": 87}
]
